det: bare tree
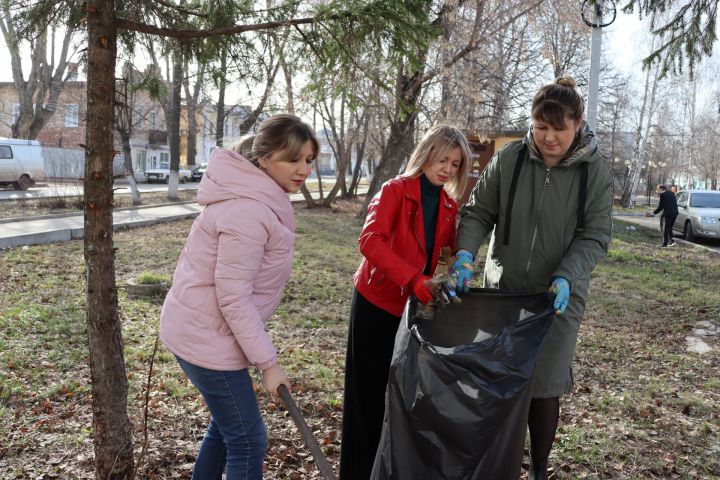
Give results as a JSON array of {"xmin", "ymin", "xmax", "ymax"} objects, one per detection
[
  {"xmin": 531, "ymin": 0, "xmax": 590, "ymax": 80},
  {"xmin": 0, "ymin": 4, "xmax": 79, "ymax": 139},
  {"xmin": 691, "ymin": 112, "xmax": 720, "ymax": 189},
  {"xmin": 114, "ymin": 62, "xmax": 142, "ymax": 205},
  {"xmin": 317, "ymin": 91, "xmax": 370, "ymax": 205},
  {"xmin": 358, "ymin": 0, "xmax": 545, "ymax": 217},
  {"xmin": 621, "ymin": 50, "xmax": 665, "ymax": 207},
  {"xmin": 182, "ymin": 62, "xmax": 205, "ymax": 168}
]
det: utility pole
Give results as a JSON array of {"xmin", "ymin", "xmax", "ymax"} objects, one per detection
[{"xmin": 581, "ymin": 0, "xmax": 617, "ymax": 133}]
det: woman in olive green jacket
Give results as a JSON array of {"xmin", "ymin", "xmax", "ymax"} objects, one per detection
[{"xmin": 452, "ymin": 75, "xmax": 613, "ymax": 480}]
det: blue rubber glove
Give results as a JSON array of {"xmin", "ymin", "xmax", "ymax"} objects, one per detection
[
  {"xmin": 451, "ymin": 251, "xmax": 474, "ymax": 294},
  {"xmin": 550, "ymin": 277, "xmax": 570, "ymax": 315}
]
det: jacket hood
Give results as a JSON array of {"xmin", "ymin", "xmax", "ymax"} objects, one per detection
[
  {"xmin": 525, "ymin": 121, "xmax": 599, "ymax": 167},
  {"xmin": 198, "ymin": 148, "xmax": 295, "ymax": 229}
]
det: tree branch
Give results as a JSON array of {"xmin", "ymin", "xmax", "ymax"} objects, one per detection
[
  {"xmin": 418, "ymin": 0, "xmax": 546, "ymax": 86},
  {"xmin": 116, "ymin": 15, "xmax": 319, "ymax": 39}
]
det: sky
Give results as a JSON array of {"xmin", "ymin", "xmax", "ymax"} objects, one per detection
[{"xmin": 604, "ymin": 8, "xmax": 647, "ymax": 77}]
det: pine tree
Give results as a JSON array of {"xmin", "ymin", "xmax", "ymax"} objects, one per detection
[{"xmin": 623, "ymin": 0, "xmax": 718, "ymax": 77}]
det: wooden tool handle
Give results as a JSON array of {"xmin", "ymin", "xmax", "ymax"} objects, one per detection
[{"xmin": 277, "ymin": 384, "xmax": 337, "ymax": 480}]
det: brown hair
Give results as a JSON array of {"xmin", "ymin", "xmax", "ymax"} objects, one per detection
[
  {"xmin": 401, "ymin": 124, "xmax": 472, "ymax": 200},
  {"xmin": 531, "ymin": 74, "xmax": 584, "ymax": 129},
  {"xmin": 227, "ymin": 114, "xmax": 318, "ymax": 166}
]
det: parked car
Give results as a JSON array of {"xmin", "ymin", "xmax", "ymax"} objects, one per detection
[
  {"xmin": 0, "ymin": 137, "xmax": 44, "ymax": 190},
  {"xmin": 191, "ymin": 163, "xmax": 208, "ymax": 182},
  {"xmin": 144, "ymin": 163, "xmax": 192, "ymax": 183},
  {"xmin": 668, "ymin": 190, "xmax": 720, "ymax": 242}
]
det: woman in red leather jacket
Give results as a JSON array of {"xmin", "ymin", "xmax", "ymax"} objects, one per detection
[{"xmin": 339, "ymin": 124, "xmax": 472, "ymax": 480}]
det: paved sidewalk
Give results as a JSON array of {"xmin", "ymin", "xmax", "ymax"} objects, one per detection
[
  {"xmin": 0, "ymin": 203, "xmax": 203, "ymax": 249},
  {"xmin": 613, "ymin": 212, "xmax": 662, "ymax": 231},
  {"xmin": 0, "ymin": 189, "xmax": 366, "ymax": 249}
]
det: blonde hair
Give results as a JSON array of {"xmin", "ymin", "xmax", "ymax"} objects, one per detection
[
  {"xmin": 226, "ymin": 114, "xmax": 318, "ymax": 166},
  {"xmin": 401, "ymin": 124, "xmax": 471, "ymax": 200},
  {"xmin": 532, "ymin": 74, "xmax": 585, "ymax": 129}
]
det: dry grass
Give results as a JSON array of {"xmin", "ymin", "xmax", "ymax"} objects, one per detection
[{"xmin": 0, "ymin": 202, "xmax": 718, "ymax": 479}]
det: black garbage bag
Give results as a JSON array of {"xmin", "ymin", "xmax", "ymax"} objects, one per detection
[{"xmin": 371, "ymin": 288, "xmax": 555, "ymax": 480}]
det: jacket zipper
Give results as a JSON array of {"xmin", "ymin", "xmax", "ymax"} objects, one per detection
[
  {"xmin": 403, "ymin": 208, "xmax": 427, "ymax": 297},
  {"xmin": 523, "ymin": 168, "xmax": 551, "ymax": 287}
]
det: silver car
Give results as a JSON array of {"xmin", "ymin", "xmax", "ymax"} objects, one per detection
[{"xmin": 672, "ymin": 190, "xmax": 720, "ymax": 242}]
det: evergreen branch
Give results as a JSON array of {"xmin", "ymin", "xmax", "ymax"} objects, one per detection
[
  {"xmin": 116, "ymin": 15, "xmax": 320, "ymax": 39},
  {"xmin": 154, "ymin": 0, "xmax": 208, "ymax": 19}
]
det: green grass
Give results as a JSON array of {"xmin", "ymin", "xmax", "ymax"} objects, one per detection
[
  {"xmin": 135, "ymin": 272, "xmax": 172, "ymax": 285},
  {"xmin": 0, "ymin": 201, "xmax": 719, "ymax": 479}
]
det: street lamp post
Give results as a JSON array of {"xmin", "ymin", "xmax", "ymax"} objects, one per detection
[{"xmin": 581, "ymin": 0, "xmax": 617, "ymax": 133}]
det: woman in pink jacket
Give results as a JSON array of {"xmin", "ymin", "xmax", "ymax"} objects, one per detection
[{"xmin": 160, "ymin": 114, "xmax": 318, "ymax": 479}]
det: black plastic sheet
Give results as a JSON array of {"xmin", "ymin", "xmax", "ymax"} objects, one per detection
[{"xmin": 371, "ymin": 289, "xmax": 555, "ymax": 480}]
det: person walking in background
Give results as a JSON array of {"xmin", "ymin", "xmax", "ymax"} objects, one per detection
[
  {"xmin": 648, "ymin": 184, "xmax": 678, "ymax": 247},
  {"xmin": 451, "ymin": 75, "xmax": 613, "ymax": 480},
  {"xmin": 339, "ymin": 125, "xmax": 472, "ymax": 480},
  {"xmin": 160, "ymin": 114, "xmax": 318, "ymax": 479}
]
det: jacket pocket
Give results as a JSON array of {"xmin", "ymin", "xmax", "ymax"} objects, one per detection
[{"xmin": 368, "ymin": 266, "xmax": 385, "ymax": 287}]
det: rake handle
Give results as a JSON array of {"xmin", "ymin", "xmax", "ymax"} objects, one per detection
[{"xmin": 277, "ymin": 384, "xmax": 337, "ymax": 480}]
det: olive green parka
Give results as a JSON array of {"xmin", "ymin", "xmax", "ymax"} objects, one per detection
[{"xmin": 456, "ymin": 123, "xmax": 613, "ymax": 396}]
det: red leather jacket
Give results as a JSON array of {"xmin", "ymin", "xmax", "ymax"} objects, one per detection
[{"xmin": 354, "ymin": 175, "xmax": 458, "ymax": 316}]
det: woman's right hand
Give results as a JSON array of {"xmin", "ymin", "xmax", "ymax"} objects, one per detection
[
  {"xmin": 451, "ymin": 250, "xmax": 474, "ymax": 294},
  {"xmin": 262, "ymin": 364, "xmax": 291, "ymax": 398}
]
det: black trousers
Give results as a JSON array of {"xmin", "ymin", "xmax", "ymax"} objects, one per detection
[
  {"xmin": 663, "ymin": 214, "xmax": 677, "ymax": 246},
  {"xmin": 339, "ymin": 289, "xmax": 401, "ymax": 480}
]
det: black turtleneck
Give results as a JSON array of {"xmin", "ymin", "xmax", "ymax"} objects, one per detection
[{"xmin": 420, "ymin": 174, "xmax": 441, "ymax": 275}]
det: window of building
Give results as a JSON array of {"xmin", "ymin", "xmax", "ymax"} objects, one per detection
[
  {"xmin": 160, "ymin": 152, "xmax": 169, "ymax": 165},
  {"xmin": 12, "ymin": 104, "xmax": 20, "ymax": 123},
  {"xmin": 65, "ymin": 104, "xmax": 79, "ymax": 128},
  {"xmin": 136, "ymin": 150, "xmax": 147, "ymax": 172},
  {"xmin": 135, "ymin": 112, "xmax": 144, "ymax": 129},
  {"xmin": 151, "ymin": 112, "xmax": 158, "ymax": 130}
]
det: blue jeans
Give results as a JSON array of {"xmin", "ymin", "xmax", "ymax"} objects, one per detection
[{"xmin": 176, "ymin": 356, "xmax": 267, "ymax": 480}]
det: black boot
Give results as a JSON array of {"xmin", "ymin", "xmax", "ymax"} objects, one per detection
[{"xmin": 528, "ymin": 457, "xmax": 548, "ymax": 480}]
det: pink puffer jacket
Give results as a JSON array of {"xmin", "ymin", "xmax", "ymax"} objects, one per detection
[{"xmin": 160, "ymin": 148, "xmax": 295, "ymax": 371}]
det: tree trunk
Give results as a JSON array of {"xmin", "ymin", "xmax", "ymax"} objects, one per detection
[
  {"xmin": 167, "ymin": 50, "xmax": 183, "ymax": 201},
  {"xmin": 121, "ymin": 133, "xmax": 141, "ymax": 205},
  {"xmin": 183, "ymin": 64, "xmax": 203, "ymax": 168},
  {"xmin": 85, "ymin": 1, "xmax": 135, "ymax": 478},
  {"xmin": 348, "ymin": 112, "xmax": 369, "ymax": 197},
  {"xmin": 115, "ymin": 70, "xmax": 141, "ymax": 206},
  {"xmin": 621, "ymin": 58, "xmax": 660, "ymax": 208},
  {"xmin": 359, "ymin": 70, "xmax": 422, "ymax": 218},
  {"xmin": 294, "ymin": 183, "xmax": 316, "ymax": 207},
  {"xmin": 237, "ymin": 61, "xmax": 281, "ymax": 134},
  {"xmin": 215, "ymin": 51, "xmax": 227, "ymax": 147}
]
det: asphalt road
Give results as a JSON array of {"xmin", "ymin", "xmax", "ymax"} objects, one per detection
[{"xmin": 0, "ymin": 181, "xmax": 199, "ymax": 201}]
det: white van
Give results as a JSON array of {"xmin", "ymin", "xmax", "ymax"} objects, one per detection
[{"xmin": 0, "ymin": 138, "xmax": 45, "ymax": 190}]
